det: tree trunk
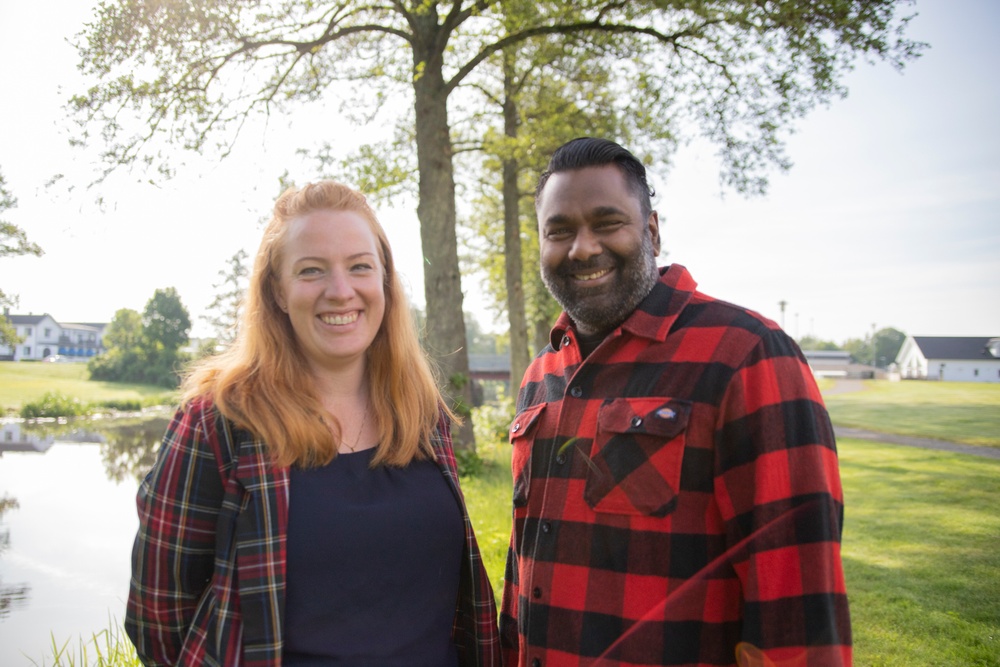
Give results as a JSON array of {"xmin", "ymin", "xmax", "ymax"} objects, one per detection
[
  {"xmin": 412, "ymin": 19, "xmax": 476, "ymax": 449},
  {"xmin": 502, "ymin": 52, "xmax": 531, "ymax": 393}
]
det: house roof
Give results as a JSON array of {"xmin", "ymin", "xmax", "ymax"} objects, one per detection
[
  {"xmin": 912, "ymin": 336, "xmax": 1000, "ymax": 361},
  {"xmin": 4, "ymin": 314, "xmax": 53, "ymax": 325}
]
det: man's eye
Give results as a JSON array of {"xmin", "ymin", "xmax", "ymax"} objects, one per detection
[
  {"xmin": 596, "ymin": 220, "xmax": 624, "ymax": 231},
  {"xmin": 546, "ymin": 229, "xmax": 572, "ymax": 240}
]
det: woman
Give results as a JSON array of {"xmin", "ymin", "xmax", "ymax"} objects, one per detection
[{"xmin": 125, "ymin": 181, "xmax": 501, "ymax": 666}]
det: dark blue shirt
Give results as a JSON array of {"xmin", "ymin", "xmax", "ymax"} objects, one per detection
[{"xmin": 284, "ymin": 448, "xmax": 463, "ymax": 666}]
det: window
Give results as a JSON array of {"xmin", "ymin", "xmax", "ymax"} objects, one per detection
[
  {"xmin": 26, "ymin": 327, "xmax": 32, "ymax": 336},
  {"xmin": 974, "ymin": 369, "xmax": 980, "ymax": 377},
  {"xmin": 23, "ymin": 346, "xmax": 31, "ymax": 356},
  {"xmin": 44, "ymin": 328, "xmax": 52, "ymax": 337}
]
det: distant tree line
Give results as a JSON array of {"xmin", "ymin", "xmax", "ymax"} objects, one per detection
[{"xmin": 798, "ymin": 327, "xmax": 907, "ymax": 369}]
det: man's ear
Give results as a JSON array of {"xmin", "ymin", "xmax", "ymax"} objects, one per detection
[{"xmin": 648, "ymin": 210, "xmax": 662, "ymax": 256}]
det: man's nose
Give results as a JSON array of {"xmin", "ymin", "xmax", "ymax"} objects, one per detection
[{"xmin": 568, "ymin": 227, "xmax": 602, "ymax": 262}]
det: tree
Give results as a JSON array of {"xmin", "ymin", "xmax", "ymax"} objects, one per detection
[
  {"xmin": 72, "ymin": 0, "xmax": 923, "ymax": 445},
  {"xmin": 1, "ymin": 169, "xmax": 44, "ymax": 348},
  {"xmin": 796, "ymin": 335, "xmax": 841, "ymax": 351},
  {"xmin": 89, "ymin": 290, "xmax": 192, "ymax": 387},
  {"xmin": 143, "ymin": 287, "xmax": 192, "ymax": 354},
  {"xmin": 843, "ymin": 326, "xmax": 906, "ymax": 368},
  {"xmin": 103, "ymin": 308, "xmax": 144, "ymax": 350},
  {"xmin": 202, "ymin": 249, "xmax": 250, "ymax": 347}
]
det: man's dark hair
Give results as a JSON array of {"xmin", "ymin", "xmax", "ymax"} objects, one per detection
[{"xmin": 535, "ymin": 137, "xmax": 655, "ymax": 220}]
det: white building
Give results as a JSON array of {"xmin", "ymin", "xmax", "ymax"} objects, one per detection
[
  {"xmin": 895, "ymin": 336, "xmax": 1000, "ymax": 383},
  {"xmin": 0, "ymin": 313, "xmax": 108, "ymax": 362}
]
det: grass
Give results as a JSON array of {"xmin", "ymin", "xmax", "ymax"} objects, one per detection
[
  {"xmin": 0, "ymin": 361, "xmax": 175, "ymax": 414},
  {"xmin": 823, "ymin": 380, "xmax": 1000, "ymax": 448},
  {"xmin": 838, "ymin": 438, "xmax": 1000, "ymax": 665}
]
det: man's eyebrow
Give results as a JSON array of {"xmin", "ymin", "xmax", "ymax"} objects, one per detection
[{"xmin": 543, "ymin": 206, "xmax": 628, "ymax": 227}]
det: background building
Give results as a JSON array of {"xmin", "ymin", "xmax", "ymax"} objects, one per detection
[
  {"xmin": 0, "ymin": 313, "xmax": 107, "ymax": 361},
  {"xmin": 895, "ymin": 336, "xmax": 1000, "ymax": 383}
]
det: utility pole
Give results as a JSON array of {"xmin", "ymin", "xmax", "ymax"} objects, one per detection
[{"xmin": 778, "ymin": 300, "xmax": 788, "ymax": 330}]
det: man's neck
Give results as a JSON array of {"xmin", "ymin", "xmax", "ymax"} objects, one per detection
[{"xmin": 575, "ymin": 328, "xmax": 609, "ymax": 359}]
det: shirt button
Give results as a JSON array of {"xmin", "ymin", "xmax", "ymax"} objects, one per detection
[
  {"xmin": 570, "ymin": 386, "xmax": 582, "ymax": 398},
  {"xmin": 532, "ymin": 659, "xmax": 541, "ymax": 667},
  {"xmin": 555, "ymin": 453, "xmax": 566, "ymax": 465},
  {"xmin": 631, "ymin": 416, "xmax": 643, "ymax": 428},
  {"xmin": 532, "ymin": 587, "xmax": 542, "ymax": 599},
  {"xmin": 541, "ymin": 522, "xmax": 551, "ymax": 534},
  {"xmin": 512, "ymin": 422, "xmax": 521, "ymax": 433},
  {"xmin": 561, "ymin": 335, "xmax": 571, "ymax": 348}
]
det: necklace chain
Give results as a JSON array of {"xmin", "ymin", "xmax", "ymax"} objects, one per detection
[{"xmin": 342, "ymin": 408, "xmax": 368, "ymax": 453}]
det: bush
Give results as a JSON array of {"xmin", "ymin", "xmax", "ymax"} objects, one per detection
[
  {"xmin": 93, "ymin": 399, "xmax": 145, "ymax": 412},
  {"xmin": 472, "ymin": 389, "xmax": 516, "ymax": 453},
  {"xmin": 20, "ymin": 392, "xmax": 91, "ymax": 419}
]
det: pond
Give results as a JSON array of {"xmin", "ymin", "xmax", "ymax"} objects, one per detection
[{"xmin": 0, "ymin": 413, "xmax": 169, "ymax": 665}]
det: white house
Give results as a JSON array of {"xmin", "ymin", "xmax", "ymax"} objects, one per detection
[
  {"xmin": 0, "ymin": 313, "xmax": 108, "ymax": 361},
  {"xmin": 895, "ymin": 336, "xmax": 1000, "ymax": 383}
]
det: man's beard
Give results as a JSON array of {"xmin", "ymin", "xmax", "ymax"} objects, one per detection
[{"xmin": 542, "ymin": 233, "xmax": 659, "ymax": 336}]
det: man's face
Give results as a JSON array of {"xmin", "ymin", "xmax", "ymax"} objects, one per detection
[{"xmin": 536, "ymin": 164, "xmax": 661, "ymax": 337}]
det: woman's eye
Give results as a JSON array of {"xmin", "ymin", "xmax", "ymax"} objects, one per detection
[{"xmin": 298, "ymin": 266, "xmax": 322, "ymax": 276}]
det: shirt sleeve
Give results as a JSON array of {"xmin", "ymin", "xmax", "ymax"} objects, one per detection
[
  {"xmin": 713, "ymin": 329, "xmax": 852, "ymax": 665},
  {"xmin": 124, "ymin": 400, "xmax": 226, "ymax": 666}
]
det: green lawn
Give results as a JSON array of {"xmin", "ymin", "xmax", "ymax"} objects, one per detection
[
  {"xmin": 0, "ymin": 361, "xmax": 175, "ymax": 413},
  {"xmin": 838, "ymin": 438, "xmax": 1000, "ymax": 665},
  {"xmin": 823, "ymin": 380, "xmax": 1000, "ymax": 448}
]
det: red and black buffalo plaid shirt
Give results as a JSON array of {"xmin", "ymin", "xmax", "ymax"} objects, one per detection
[{"xmin": 500, "ymin": 264, "xmax": 850, "ymax": 667}]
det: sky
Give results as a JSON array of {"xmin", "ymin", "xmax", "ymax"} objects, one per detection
[{"xmin": 0, "ymin": 0, "xmax": 997, "ymax": 345}]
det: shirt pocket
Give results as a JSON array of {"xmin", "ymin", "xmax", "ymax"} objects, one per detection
[
  {"xmin": 584, "ymin": 397, "xmax": 691, "ymax": 517},
  {"xmin": 509, "ymin": 403, "xmax": 546, "ymax": 508}
]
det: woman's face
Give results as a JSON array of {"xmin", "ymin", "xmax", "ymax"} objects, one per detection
[{"xmin": 274, "ymin": 208, "xmax": 386, "ymax": 376}]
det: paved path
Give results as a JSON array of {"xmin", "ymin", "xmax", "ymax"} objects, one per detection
[
  {"xmin": 832, "ymin": 426, "xmax": 1000, "ymax": 460},
  {"xmin": 824, "ymin": 378, "xmax": 1000, "ymax": 460}
]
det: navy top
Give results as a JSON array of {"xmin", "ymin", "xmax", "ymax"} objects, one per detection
[{"xmin": 283, "ymin": 448, "xmax": 464, "ymax": 666}]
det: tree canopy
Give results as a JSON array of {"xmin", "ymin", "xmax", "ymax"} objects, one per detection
[{"xmin": 72, "ymin": 0, "xmax": 923, "ymax": 445}]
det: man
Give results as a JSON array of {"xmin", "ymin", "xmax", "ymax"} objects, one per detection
[{"xmin": 500, "ymin": 137, "xmax": 850, "ymax": 667}]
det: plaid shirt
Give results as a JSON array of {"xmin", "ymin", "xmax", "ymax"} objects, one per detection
[
  {"xmin": 126, "ymin": 396, "xmax": 501, "ymax": 667},
  {"xmin": 500, "ymin": 265, "xmax": 850, "ymax": 667}
]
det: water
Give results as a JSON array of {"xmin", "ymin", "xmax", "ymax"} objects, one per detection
[{"xmin": 0, "ymin": 415, "xmax": 168, "ymax": 665}]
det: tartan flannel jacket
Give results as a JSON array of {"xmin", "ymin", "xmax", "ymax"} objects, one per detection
[
  {"xmin": 500, "ymin": 264, "xmax": 851, "ymax": 667},
  {"xmin": 125, "ymin": 396, "xmax": 501, "ymax": 667}
]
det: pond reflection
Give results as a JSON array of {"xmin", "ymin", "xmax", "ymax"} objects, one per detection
[
  {"xmin": 0, "ymin": 411, "xmax": 171, "ymax": 663},
  {"xmin": 0, "ymin": 495, "xmax": 29, "ymax": 620},
  {"xmin": 11, "ymin": 410, "xmax": 171, "ymax": 484}
]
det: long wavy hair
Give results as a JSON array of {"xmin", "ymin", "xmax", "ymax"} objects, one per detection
[{"xmin": 181, "ymin": 180, "xmax": 454, "ymax": 468}]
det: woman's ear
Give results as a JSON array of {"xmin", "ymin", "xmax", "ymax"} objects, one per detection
[{"xmin": 273, "ymin": 282, "xmax": 288, "ymax": 313}]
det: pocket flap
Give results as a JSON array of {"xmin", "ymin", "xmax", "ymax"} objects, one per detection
[
  {"xmin": 597, "ymin": 398, "xmax": 690, "ymax": 439},
  {"xmin": 509, "ymin": 403, "xmax": 546, "ymax": 442}
]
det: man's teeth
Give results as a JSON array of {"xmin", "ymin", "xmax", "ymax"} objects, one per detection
[
  {"xmin": 320, "ymin": 312, "xmax": 359, "ymax": 325},
  {"xmin": 576, "ymin": 268, "xmax": 611, "ymax": 281}
]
